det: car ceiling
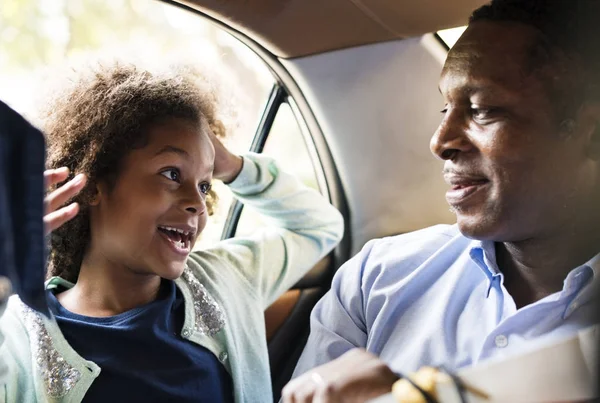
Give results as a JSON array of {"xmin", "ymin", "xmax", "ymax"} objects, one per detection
[{"xmin": 179, "ymin": 0, "xmax": 488, "ymax": 58}]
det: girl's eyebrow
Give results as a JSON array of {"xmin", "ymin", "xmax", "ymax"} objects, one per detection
[
  {"xmin": 154, "ymin": 145, "xmax": 215, "ymax": 174},
  {"xmin": 154, "ymin": 145, "xmax": 190, "ymax": 160}
]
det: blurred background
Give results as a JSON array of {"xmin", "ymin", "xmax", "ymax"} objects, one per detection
[
  {"xmin": 0, "ymin": 0, "xmax": 320, "ymax": 247},
  {"xmin": 0, "ymin": 0, "xmax": 271, "ymax": 124}
]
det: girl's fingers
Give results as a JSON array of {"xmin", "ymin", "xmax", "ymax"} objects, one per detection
[
  {"xmin": 44, "ymin": 173, "xmax": 87, "ymax": 214},
  {"xmin": 44, "ymin": 167, "xmax": 70, "ymax": 187},
  {"xmin": 44, "ymin": 203, "xmax": 80, "ymax": 235}
]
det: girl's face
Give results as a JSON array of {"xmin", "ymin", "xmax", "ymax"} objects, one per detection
[{"xmin": 88, "ymin": 118, "xmax": 215, "ymax": 280}]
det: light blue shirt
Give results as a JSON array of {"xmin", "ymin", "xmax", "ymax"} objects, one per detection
[{"xmin": 293, "ymin": 224, "xmax": 599, "ymax": 377}]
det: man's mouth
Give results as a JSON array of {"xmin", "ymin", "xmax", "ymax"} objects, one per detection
[
  {"xmin": 449, "ymin": 178, "xmax": 489, "ymax": 190},
  {"xmin": 444, "ymin": 174, "xmax": 490, "ymax": 207},
  {"xmin": 157, "ymin": 225, "xmax": 196, "ymax": 255}
]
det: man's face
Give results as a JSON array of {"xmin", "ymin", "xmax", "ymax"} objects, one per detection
[
  {"xmin": 432, "ymin": 21, "xmax": 597, "ymax": 242},
  {"xmin": 89, "ymin": 118, "xmax": 215, "ymax": 280}
]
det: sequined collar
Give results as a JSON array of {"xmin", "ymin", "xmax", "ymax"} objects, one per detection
[
  {"xmin": 18, "ymin": 301, "xmax": 82, "ymax": 398},
  {"xmin": 178, "ymin": 268, "xmax": 225, "ymax": 337}
]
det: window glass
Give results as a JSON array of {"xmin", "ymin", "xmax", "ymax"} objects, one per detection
[
  {"xmin": 0, "ymin": 0, "xmax": 274, "ymax": 247},
  {"xmin": 437, "ymin": 26, "xmax": 467, "ymax": 49},
  {"xmin": 234, "ymin": 102, "xmax": 322, "ymax": 238}
]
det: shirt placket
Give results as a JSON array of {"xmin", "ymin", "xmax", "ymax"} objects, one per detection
[{"xmin": 477, "ymin": 275, "xmax": 519, "ymax": 362}]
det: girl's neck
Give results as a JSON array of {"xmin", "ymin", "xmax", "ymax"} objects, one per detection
[{"xmin": 56, "ymin": 253, "xmax": 162, "ymax": 317}]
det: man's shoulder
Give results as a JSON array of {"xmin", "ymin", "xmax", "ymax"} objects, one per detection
[
  {"xmin": 384, "ymin": 223, "xmax": 460, "ymax": 242},
  {"xmin": 368, "ymin": 224, "xmax": 463, "ymax": 258},
  {"xmin": 355, "ymin": 224, "xmax": 470, "ymax": 283}
]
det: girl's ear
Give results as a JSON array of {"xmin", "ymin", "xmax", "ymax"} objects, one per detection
[{"xmin": 89, "ymin": 182, "xmax": 104, "ymax": 206}]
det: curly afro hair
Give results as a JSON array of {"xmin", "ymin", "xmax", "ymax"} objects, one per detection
[
  {"xmin": 41, "ymin": 61, "xmax": 227, "ymax": 283},
  {"xmin": 470, "ymin": 0, "xmax": 600, "ymax": 117}
]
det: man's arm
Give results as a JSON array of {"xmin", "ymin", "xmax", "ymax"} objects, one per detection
[
  {"xmin": 291, "ymin": 241, "xmax": 375, "ymax": 377},
  {"xmin": 284, "ymin": 349, "xmax": 399, "ymax": 403},
  {"xmin": 283, "ymin": 240, "xmax": 402, "ymax": 403}
]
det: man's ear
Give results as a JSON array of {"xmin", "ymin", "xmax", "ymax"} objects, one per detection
[{"xmin": 576, "ymin": 101, "xmax": 600, "ymax": 160}]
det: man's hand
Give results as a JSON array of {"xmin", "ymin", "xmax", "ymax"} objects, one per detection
[
  {"xmin": 208, "ymin": 129, "xmax": 243, "ymax": 184},
  {"xmin": 44, "ymin": 167, "xmax": 86, "ymax": 235},
  {"xmin": 282, "ymin": 349, "xmax": 398, "ymax": 403}
]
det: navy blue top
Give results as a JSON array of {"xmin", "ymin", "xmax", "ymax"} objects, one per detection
[{"xmin": 48, "ymin": 281, "xmax": 234, "ymax": 403}]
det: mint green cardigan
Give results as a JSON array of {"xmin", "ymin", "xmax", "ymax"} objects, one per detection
[{"xmin": 0, "ymin": 153, "xmax": 344, "ymax": 403}]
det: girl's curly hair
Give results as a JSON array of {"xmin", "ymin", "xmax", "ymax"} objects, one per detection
[{"xmin": 42, "ymin": 61, "xmax": 227, "ymax": 283}]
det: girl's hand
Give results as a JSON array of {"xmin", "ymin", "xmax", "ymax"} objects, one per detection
[
  {"xmin": 209, "ymin": 130, "xmax": 243, "ymax": 184},
  {"xmin": 44, "ymin": 168, "xmax": 86, "ymax": 235}
]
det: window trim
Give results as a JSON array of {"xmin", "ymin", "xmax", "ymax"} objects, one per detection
[
  {"xmin": 220, "ymin": 84, "xmax": 286, "ymax": 239},
  {"xmin": 163, "ymin": 0, "xmax": 352, "ymax": 263},
  {"xmin": 434, "ymin": 32, "xmax": 450, "ymax": 51},
  {"xmin": 249, "ymin": 85, "xmax": 287, "ymax": 153},
  {"xmin": 286, "ymin": 96, "xmax": 329, "ymax": 199}
]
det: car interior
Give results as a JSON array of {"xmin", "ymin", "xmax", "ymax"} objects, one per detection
[
  {"xmin": 162, "ymin": 0, "xmax": 487, "ymax": 399},
  {"xmin": 0, "ymin": 0, "xmax": 491, "ymax": 400}
]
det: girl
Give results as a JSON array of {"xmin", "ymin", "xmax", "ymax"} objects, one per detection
[{"xmin": 0, "ymin": 62, "xmax": 343, "ymax": 402}]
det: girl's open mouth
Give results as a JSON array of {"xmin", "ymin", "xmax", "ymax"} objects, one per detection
[{"xmin": 157, "ymin": 226, "xmax": 194, "ymax": 255}]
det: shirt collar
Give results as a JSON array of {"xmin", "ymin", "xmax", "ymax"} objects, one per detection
[
  {"xmin": 469, "ymin": 240, "xmax": 502, "ymax": 298},
  {"xmin": 563, "ymin": 252, "xmax": 600, "ymax": 318},
  {"xmin": 468, "ymin": 241, "xmax": 599, "ymax": 317}
]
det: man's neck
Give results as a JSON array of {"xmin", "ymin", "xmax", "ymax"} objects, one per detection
[
  {"xmin": 56, "ymin": 252, "xmax": 162, "ymax": 317},
  {"xmin": 496, "ymin": 226, "xmax": 600, "ymax": 309}
]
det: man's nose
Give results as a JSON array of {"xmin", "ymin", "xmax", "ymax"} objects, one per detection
[{"xmin": 430, "ymin": 109, "xmax": 473, "ymax": 160}]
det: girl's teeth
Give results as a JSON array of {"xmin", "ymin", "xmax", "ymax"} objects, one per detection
[{"xmin": 159, "ymin": 226, "xmax": 190, "ymax": 236}]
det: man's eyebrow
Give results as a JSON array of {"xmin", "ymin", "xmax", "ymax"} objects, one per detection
[
  {"xmin": 154, "ymin": 145, "xmax": 190, "ymax": 160},
  {"xmin": 443, "ymin": 82, "xmax": 502, "ymax": 98},
  {"xmin": 464, "ymin": 84, "xmax": 506, "ymax": 98}
]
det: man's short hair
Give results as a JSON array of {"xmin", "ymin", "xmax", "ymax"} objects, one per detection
[{"xmin": 470, "ymin": 0, "xmax": 600, "ymax": 116}]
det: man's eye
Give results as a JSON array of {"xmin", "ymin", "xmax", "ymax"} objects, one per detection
[
  {"xmin": 199, "ymin": 182, "xmax": 212, "ymax": 195},
  {"xmin": 160, "ymin": 168, "xmax": 180, "ymax": 182},
  {"xmin": 471, "ymin": 107, "xmax": 495, "ymax": 120}
]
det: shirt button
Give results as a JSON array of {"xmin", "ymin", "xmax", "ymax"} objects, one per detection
[
  {"xmin": 181, "ymin": 328, "xmax": 191, "ymax": 337},
  {"xmin": 219, "ymin": 352, "xmax": 228, "ymax": 363},
  {"xmin": 495, "ymin": 334, "xmax": 508, "ymax": 348}
]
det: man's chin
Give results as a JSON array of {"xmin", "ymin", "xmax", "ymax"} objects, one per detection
[{"xmin": 455, "ymin": 213, "xmax": 499, "ymax": 241}]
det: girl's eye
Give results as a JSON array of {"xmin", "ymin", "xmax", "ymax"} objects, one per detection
[
  {"xmin": 199, "ymin": 182, "xmax": 212, "ymax": 195},
  {"xmin": 160, "ymin": 168, "xmax": 180, "ymax": 182}
]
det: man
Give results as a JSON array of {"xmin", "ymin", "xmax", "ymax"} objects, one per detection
[{"xmin": 282, "ymin": 0, "xmax": 600, "ymax": 401}]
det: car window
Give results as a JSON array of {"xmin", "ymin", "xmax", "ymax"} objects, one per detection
[
  {"xmin": 0, "ymin": 0, "xmax": 274, "ymax": 247},
  {"xmin": 437, "ymin": 26, "xmax": 467, "ymax": 48},
  {"xmin": 234, "ymin": 101, "xmax": 324, "ymax": 237}
]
